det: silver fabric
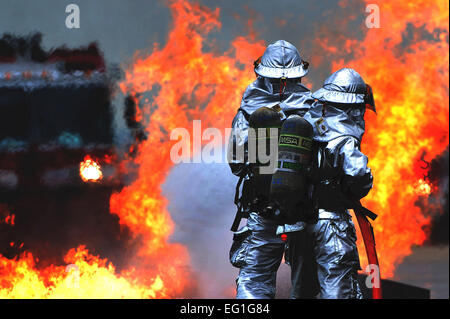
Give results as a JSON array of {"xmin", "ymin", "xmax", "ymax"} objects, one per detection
[
  {"xmin": 240, "ymin": 77, "xmax": 313, "ymax": 116},
  {"xmin": 311, "ymin": 215, "xmax": 363, "ymax": 299},
  {"xmin": 312, "ymin": 68, "xmax": 367, "ymax": 104},
  {"xmin": 228, "ymin": 41, "xmax": 313, "ymax": 298},
  {"xmin": 287, "ymin": 70, "xmax": 373, "ymax": 297},
  {"xmin": 255, "ymin": 40, "xmax": 308, "ymax": 79},
  {"xmin": 228, "ymin": 58, "xmax": 313, "ymax": 298},
  {"xmin": 231, "ymin": 213, "xmax": 285, "ymax": 299},
  {"xmin": 329, "ymin": 135, "xmax": 372, "ymax": 178},
  {"xmin": 303, "ymin": 101, "xmax": 366, "ymax": 143},
  {"xmin": 288, "ymin": 211, "xmax": 363, "ymax": 299},
  {"xmin": 305, "ymin": 68, "xmax": 373, "ymax": 143},
  {"xmin": 318, "ymin": 208, "xmax": 350, "ymax": 219},
  {"xmin": 228, "ymin": 110, "xmax": 251, "ymax": 176},
  {"xmin": 287, "ymin": 135, "xmax": 371, "ymax": 298},
  {"xmin": 276, "ymin": 221, "xmax": 304, "ymax": 236},
  {"xmin": 307, "ymin": 131, "xmax": 372, "ymax": 299},
  {"xmin": 288, "ymin": 109, "xmax": 373, "ymax": 299},
  {"xmin": 228, "ymin": 77, "xmax": 314, "ymax": 176}
]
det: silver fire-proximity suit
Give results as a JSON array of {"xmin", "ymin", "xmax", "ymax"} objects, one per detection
[
  {"xmin": 284, "ymin": 68, "xmax": 376, "ymax": 299},
  {"xmin": 228, "ymin": 40, "xmax": 314, "ymax": 299}
]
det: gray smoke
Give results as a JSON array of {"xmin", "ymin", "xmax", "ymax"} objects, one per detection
[
  {"xmin": 424, "ymin": 148, "xmax": 449, "ymax": 245},
  {"xmin": 161, "ymin": 149, "xmax": 239, "ymax": 298}
]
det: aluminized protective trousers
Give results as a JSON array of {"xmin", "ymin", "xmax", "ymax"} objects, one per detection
[
  {"xmin": 288, "ymin": 210, "xmax": 363, "ymax": 299},
  {"xmin": 230, "ymin": 212, "xmax": 285, "ymax": 299}
]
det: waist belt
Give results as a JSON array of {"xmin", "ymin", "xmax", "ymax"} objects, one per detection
[{"xmin": 318, "ymin": 209, "xmax": 350, "ymax": 220}]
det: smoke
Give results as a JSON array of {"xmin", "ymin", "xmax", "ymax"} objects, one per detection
[
  {"xmin": 161, "ymin": 149, "xmax": 238, "ymax": 298},
  {"xmin": 196, "ymin": 0, "xmax": 365, "ymax": 88},
  {"xmin": 423, "ymin": 148, "xmax": 449, "ymax": 245}
]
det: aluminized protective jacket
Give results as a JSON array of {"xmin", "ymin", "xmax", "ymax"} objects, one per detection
[
  {"xmin": 228, "ymin": 72, "xmax": 313, "ymax": 299},
  {"xmin": 287, "ymin": 135, "xmax": 370, "ymax": 298},
  {"xmin": 286, "ymin": 135, "xmax": 372, "ymax": 299},
  {"xmin": 287, "ymin": 68, "xmax": 374, "ymax": 299},
  {"xmin": 228, "ymin": 77, "xmax": 314, "ymax": 176},
  {"xmin": 286, "ymin": 133, "xmax": 371, "ymax": 299},
  {"xmin": 304, "ymin": 67, "xmax": 376, "ymax": 143},
  {"xmin": 254, "ymin": 40, "xmax": 308, "ymax": 79},
  {"xmin": 303, "ymin": 101, "xmax": 366, "ymax": 143}
]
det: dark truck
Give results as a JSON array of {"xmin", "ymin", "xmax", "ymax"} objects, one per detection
[
  {"xmin": 0, "ymin": 34, "xmax": 119, "ymax": 193},
  {"xmin": 0, "ymin": 34, "xmax": 142, "ymax": 263}
]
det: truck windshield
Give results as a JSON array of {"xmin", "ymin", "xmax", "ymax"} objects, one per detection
[{"xmin": 0, "ymin": 85, "xmax": 113, "ymax": 151}]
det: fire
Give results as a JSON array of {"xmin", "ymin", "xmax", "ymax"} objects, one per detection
[
  {"xmin": 110, "ymin": 0, "xmax": 264, "ymax": 298},
  {"xmin": 0, "ymin": 204, "xmax": 15, "ymax": 226},
  {"xmin": 414, "ymin": 178, "xmax": 433, "ymax": 196},
  {"xmin": 117, "ymin": 0, "xmax": 449, "ymax": 281},
  {"xmin": 335, "ymin": 1, "xmax": 449, "ymax": 277},
  {"xmin": 0, "ymin": 246, "xmax": 167, "ymax": 298},
  {"xmin": 0, "ymin": 0, "xmax": 447, "ymax": 298},
  {"xmin": 116, "ymin": 0, "xmax": 449, "ymax": 282},
  {"xmin": 79, "ymin": 156, "xmax": 103, "ymax": 182},
  {"xmin": 2, "ymin": 0, "xmax": 255, "ymax": 298},
  {"xmin": 4, "ymin": 214, "xmax": 15, "ymax": 226}
]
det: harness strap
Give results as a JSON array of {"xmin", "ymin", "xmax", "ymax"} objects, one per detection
[{"xmin": 279, "ymin": 77, "xmax": 287, "ymax": 101}]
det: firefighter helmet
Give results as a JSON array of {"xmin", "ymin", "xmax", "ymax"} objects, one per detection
[
  {"xmin": 254, "ymin": 40, "xmax": 309, "ymax": 79},
  {"xmin": 312, "ymin": 68, "xmax": 376, "ymax": 112}
]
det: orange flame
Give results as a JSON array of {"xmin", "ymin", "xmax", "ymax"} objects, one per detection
[
  {"xmin": 335, "ymin": 0, "xmax": 449, "ymax": 277},
  {"xmin": 117, "ymin": 0, "xmax": 449, "ymax": 281},
  {"xmin": 2, "ymin": 0, "xmax": 249, "ymax": 298},
  {"xmin": 414, "ymin": 179, "xmax": 433, "ymax": 196},
  {"xmin": 0, "ymin": 246, "xmax": 167, "ymax": 298},
  {"xmin": 0, "ymin": 0, "xmax": 447, "ymax": 298},
  {"xmin": 79, "ymin": 156, "xmax": 103, "ymax": 182},
  {"xmin": 110, "ymin": 0, "xmax": 265, "ymax": 297}
]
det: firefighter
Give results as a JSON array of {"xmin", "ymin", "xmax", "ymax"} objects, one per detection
[
  {"xmin": 287, "ymin": 67, "xmax": 377, "ymax": 299},
  {"xmin": 227, "ymin": 40, "xmax": 314, "ymax": 299}
]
